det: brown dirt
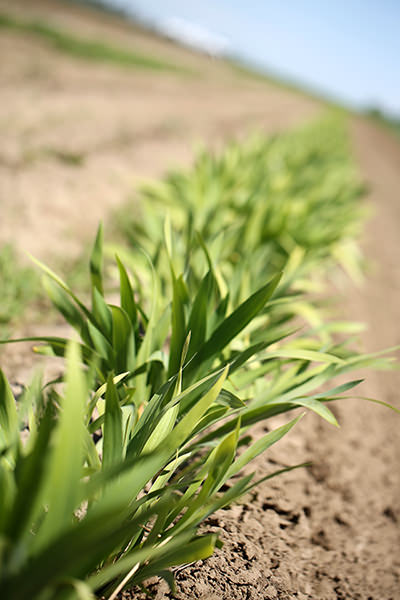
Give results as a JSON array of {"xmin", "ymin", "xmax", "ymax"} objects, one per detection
[
  {"xmin": 0, "ymin": 0, "xmax": 319, "ymax": 261},
  {"xmin": 1, "ymin": 2, "xmax": 399, "ymax": 599}
]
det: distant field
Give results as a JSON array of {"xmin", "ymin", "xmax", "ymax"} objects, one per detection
[
  {"xmin": 365, "ymin": 108, "xmax": 400, "ymax": 139},
  {"xmin": 0, "ymin": 11, "xmax": 186, "ymax": 72}
]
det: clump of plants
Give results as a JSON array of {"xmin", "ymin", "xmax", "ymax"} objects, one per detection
[{"xmin": 0, "ymin": 118, "xmax": 397, "ymax": 599}]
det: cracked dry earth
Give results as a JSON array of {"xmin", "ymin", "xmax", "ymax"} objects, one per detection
[{"xmin": 0, "ymin": 1, "xmax": 399, "ymax": 599}]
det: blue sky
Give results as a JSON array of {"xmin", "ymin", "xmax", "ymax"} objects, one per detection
[{"xmin": 105, "ymin": 0, "xmax": 399, "ymax": 116}]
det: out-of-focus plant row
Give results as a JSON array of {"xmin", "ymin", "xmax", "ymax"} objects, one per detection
[
  {"xmin": 0, "ymin": 117, "xmax": 396, "ymax": 600},
  {"xmin": 114, "ymin": 116, "xmax": 366, "ymax": 298}
]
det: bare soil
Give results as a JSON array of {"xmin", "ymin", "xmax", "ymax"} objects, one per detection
[
  {"xmin": 0, "ymin": 0, "xmax": 319, "ymax": 260},
  {"xmin": 1, "ymin": 2, "xmax": 399, "ymax": 599}
]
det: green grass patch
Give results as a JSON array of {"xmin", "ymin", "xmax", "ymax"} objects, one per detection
[
  {"xmin": 0, "ymin": 12, "xmax": 186, "ymax": 73},
  {"xmin": 21, "ymin": 146, "xmax": 86, "ymax": 167},
  {"xmin": 0, "ymin": 245, "xmax": 39, "ymax": 335}
]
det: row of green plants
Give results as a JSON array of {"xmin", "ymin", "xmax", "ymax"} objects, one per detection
[
  {"xmin": 0, "ymin": 117, "xmax": 397, "ymax": 599},
  {"xmin": 114, "ymin": 116, "xmax": 366, "ymax": 297}
]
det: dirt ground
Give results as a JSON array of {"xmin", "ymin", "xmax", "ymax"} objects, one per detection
[
  {"xmin": 0, "ymin": 0, "xmax": 319, "ymax": 261},
  {"xmin": 0, "ymin": 1, "xmax": 399, "ymax": 599}
]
